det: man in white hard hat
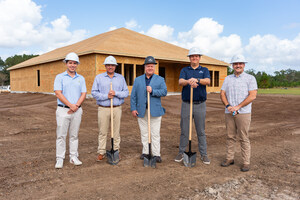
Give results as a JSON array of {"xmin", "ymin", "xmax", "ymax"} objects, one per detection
[
  {"xmin": 91, "ymin": 55, "xmax": 129, "ymax": 161},
  {"xmin": 54, "ymin": 52, "xmax": 87, "ymax": 169},
  {"xmin": 174, "ymin": 47, "xmax": 211, "ymax": 165},
  {"xmin": 130, "ymin": 56, "xmax": 167, "ymax": 163},
  {"xmin": 220, "ymin": 54, "xmax": 257, "ymax": 172}
]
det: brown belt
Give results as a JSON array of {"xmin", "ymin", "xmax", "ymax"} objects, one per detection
[{"xmin": 98, "ymin": 105, "xmax": 120, "ymax": 108}]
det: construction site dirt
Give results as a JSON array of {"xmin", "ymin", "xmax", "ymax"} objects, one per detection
[{"xmin": 0, "ymin": 93, "xmax": 299, "ymax": 200}]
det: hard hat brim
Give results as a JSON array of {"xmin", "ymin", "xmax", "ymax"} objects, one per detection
[
  {"xmin": 187, "ymin": 54, "xmax": 202, "ymax": 57},
  {"xmin": 63, "ymin": 59, "xmax": 80, "ymax": 64}
]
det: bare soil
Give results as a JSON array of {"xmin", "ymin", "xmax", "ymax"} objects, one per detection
[{"xmin": 0, "ymin": 93, "xmax": 299, "ymax": 200}]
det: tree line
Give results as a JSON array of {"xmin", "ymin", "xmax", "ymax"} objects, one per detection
[
  {"xmin": 227, "ymin": 67, "xmax": 300, "ymax": 88},
  {"xmin": 0, "ymin": 54, "xmax": 38, "ymax": 85}
]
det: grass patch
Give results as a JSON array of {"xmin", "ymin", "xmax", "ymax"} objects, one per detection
[{"xmin": 258, "ymin": 87, "xmax": 300, "ymax": 95}]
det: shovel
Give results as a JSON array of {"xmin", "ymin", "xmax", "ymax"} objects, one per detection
[
  {"xmin": 143, "ymin": 91, "xmax": 156, "ymax": 168},
  {"xmin": 183, "ymin": 86, "xmax": 197, "ymax": 167},
  {"xmin": 107, "ymin": 82, "xmax": 120, "ymax": 165}
]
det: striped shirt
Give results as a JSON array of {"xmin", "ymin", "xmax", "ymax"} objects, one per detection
[
  {"xmin": 221, "ymin": 72, "xmax": 257, "ymax": 114},
  {"xmin": 91, "ymin": 72, "xmax": 129, "ymax": 107}
]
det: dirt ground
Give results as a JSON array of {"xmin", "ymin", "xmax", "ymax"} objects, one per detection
[{"xmin": 0, "ymin": 92, "xmax": 299, "ymax": 200}]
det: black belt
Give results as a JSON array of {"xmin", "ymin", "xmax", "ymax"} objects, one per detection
[
  {"xmin": 58, "ymin": 104, "xmax": 81, "ymax": 108},
  {"xmin": 183, "ymin": 100, "xmax": 205, "ymax": 104},
  {"xmin": 98, "ymin": 105, "xmax": 120, "ymax": 108}
]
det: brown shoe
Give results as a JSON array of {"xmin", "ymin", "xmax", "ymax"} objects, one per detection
[
  {"xmin": 241, "ymin": 164, "xmax": 250, "ymax": 172},
  {"xmin": 97, "ymin": 154, "xmax": 105, "ymax": 161},
  {"xmin": 221, "ymin": 159, "xmax": 234, "ymax": 167}
]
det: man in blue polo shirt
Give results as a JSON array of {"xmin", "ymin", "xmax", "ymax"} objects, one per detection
[
  {"xmin": 54, "ymin": 52, "xmax": 87, "ymax": 169},
  {"xmin": 174, "ymin": 47, "xmax": 211, "ymax": 165}
]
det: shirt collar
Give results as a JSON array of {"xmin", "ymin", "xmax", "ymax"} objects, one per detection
[
  {"xmin": 145, "ymin": 74, "xmax": 153, "ymax": 80},
  {"xmin": 63, "ymin": 70, "xmax": 78, "ymax": 78},
  {"xmin": 234, "ymin": 71, "xmax": 245, "ymax": 78},
  {"xmin": 188, "ymin": 65, "xmax": 202, "ymax": 70},
  {"xmin": 104, "ymin": 72, "xmax": 116, "ymax": 78}
]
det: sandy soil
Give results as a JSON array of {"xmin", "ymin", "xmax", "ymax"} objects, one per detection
[{"xmin": 0, "ymin": 93, "xmax": 299, "ymax": 200}]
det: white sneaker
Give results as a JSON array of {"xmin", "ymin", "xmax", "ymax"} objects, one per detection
[
  {"xmin": 55, "ymin": 159, "xmax": 63, "ymax": 169},
  {"xmin": 70, "ymin": 157, "xmax": 82, "ymax": 166}
]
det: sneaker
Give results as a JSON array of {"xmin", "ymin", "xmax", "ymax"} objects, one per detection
[
  {"xmin": 241, "ymin": 164, "xmax": 250, "ymax": 172},
  {"xmin": 174, "ymin": 153, "xmax": 183, "ymax": 162},
  {"xmin": 70, "ymin": 157, "xmax": 82, "ymax": 166},
  {"xmin": 140, "ymin": 154, "xmax": 147, "ymax": 160},
  {"xmin": 55, "ymin": 158, "xmax": 63, "ymax": 169},
  {"xmin": 97, "ymin": 154, "xmax": 105, "ymax": 161},
  {"xmin": 221, "ymin": 159, "xmax": 234, "ymax": 167},
  {"xmin": 156, "ymin": 156, "xmax": 162, "ymax": 163},
  {"xmin": 201, "ymin": 155, "xmax": 211, "ymax": 165}
]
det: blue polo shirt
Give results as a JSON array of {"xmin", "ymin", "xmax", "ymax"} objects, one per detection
[
  {"xmin": 54, "ymin": 71, "xmax": 87, "ymax": 105},
  {"xmin": 179, "ymin": 65, "xmax": 210, "ymax": 102}
]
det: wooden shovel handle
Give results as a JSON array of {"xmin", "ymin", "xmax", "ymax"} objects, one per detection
[
  {"xmin": 147, "ymin": 91, "xmax": 151, "ymax": 143},
  {"xmin": 189, "ymin": 86, "xmax": 193, "ymax": 141},
  {"xmin": 110, "ymin": 82, "xmax": 113, "ymax": 138}
]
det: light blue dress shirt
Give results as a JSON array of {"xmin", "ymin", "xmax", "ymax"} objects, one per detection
[
  {"xmin": 54, "ymin": 71, "xmax": 87, "ymax": 105},
  {"xmin": 91, "ymin": 72, "xmax": 129, "ymax": 106}
]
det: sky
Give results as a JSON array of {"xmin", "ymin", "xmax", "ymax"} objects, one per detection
[{"xmin": 0, "ymin": 0, "xmax": 300, "ymax": 74}]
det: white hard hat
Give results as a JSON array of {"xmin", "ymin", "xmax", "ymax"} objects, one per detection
[
  {"xmin": 103, "ymin": 56, "xmax": 118, "ymax": 65},
  {"xmin": 63, "ymin": 52, "xmax": 80, "ymax": 64},
  {"xmin": 230, "ymin": 54, "xmax": 247, "ymax": 64},
  {"xmin": 187, "ymin": 47, "xmax": 202, "ymax": 57}
]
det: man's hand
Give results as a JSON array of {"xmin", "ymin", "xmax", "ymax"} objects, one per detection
[
  {"xmin": 131, "ymin": 110, "xmax": 139, "ymax": 117},
  {"xmin": 108, "ymin": 90, "xmax": 115, "ymax": 99},
  {"xmin": 146, "ymin": 86, "xmax": 152, "ymax": 93},
  {"xmin": 188, "ymin": 78, "xmax": 198, "ymax": 88},
  {"xmin": 69, "ymin": 104, "xmax": 78, "ymax": 112}
]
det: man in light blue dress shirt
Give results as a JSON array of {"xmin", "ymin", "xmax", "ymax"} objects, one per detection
[
  {"xmin": 91, "ymin": 56, "xmax": 129, "ymax": 161},
  {"xmin": 54, "ymin": 52, "xmax": 87, "ymax": 169}
]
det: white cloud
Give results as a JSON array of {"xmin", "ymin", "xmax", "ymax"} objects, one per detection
[
  {"xmin": 125, "ymin": 19, "xmax": 138, "ymax": 29},
  {"xmin": 245, "ymin": 34, "xmax": 300, "ymax": 71},
  {"xmin": 145, "ymin": 24, "xmax": 174, "ymax": 42},
  {"xmin": 108, "ymin": 26, "xmax": 117, "ymax": 31},
  {"xmin": 176, "ymin": 18, "xmax": 242, "ymax": 61},
  {"xmin": 0, "ymin": 0, "xmax": 87, "ymax": 52}
]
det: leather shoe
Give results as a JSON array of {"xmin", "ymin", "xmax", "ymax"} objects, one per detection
[
  {"xmin": 155, "ymin": 156, "xmax": 162, "ymax": 163},
  {"xmin": 97, "ymin": 154, "xmax": 105, "ymax": 161},
  {"xmin": 140, "ymin": 154, "xmax": 147, "ymax": 160},
  {"xmin": 241, "ymin": 164, "xmax": 250, "ymax": 172},
  {"xmin": 221, "ymin": 159, "xmax": 234, "ymax": 167}
]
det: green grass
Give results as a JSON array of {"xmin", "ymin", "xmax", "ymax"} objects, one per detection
[{"xmin": 258, "ymin": 87, "xmax": 300, "ymax": 95}]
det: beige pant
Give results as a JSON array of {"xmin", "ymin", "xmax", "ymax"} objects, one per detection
[
  {"xmin": 225, "ymin": 113, "xmax": 251, "ymax": 165},
  {"xmin": 56, "ymin": 106, "xmax": 83, "ymax": 159},
  {"xmin": 97, "ymin": 106, "xmax": 122, "ymax": 155},
  {"xmin": 137, "ymin": 110, "xmax": 162, "ymax": 156}
]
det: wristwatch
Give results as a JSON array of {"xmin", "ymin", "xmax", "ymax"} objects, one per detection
[
  {"xmin": 197, "ymin": 78, "xmax": 201, "ymax": 83},
  {"xmin": 225, "ymin": 104, "xmax": 231, "ymax": 108}
]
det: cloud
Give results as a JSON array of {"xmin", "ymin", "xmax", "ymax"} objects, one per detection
[
  {"xmin": 176, "ymin": 18, "xmax": 242, "ymax": 61},
  {"xmin": 244, "ymin": 33, "xmax": 300, "ymax": 71},
  {"xmin": 145, "ymin": 24, "xmax": 174, "ymax": 42},
  {"xmin": 108, "ymin": 26, "xmax": 117, "ymax": 31},
  {"xmin": 125, "ymin": 19, "xmax": 138, "ymax": 29},
  {"xmin": 0, "ymin": 0, "xmax": 87, "ymax": 52}
]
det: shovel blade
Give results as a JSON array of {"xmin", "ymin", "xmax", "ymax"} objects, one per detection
[
  {"xmin": 183, "ymin": 151, "xmax": 197, "ymax": 167},
  {"xmin": 143, "ymin": 155, "xmax": 156, "ymax": 168},
  {"xmin": 106, "ymin": 149, "xmax": 119, "ymax": 165}
]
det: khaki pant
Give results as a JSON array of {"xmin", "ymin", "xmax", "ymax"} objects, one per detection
[
  {"xmin": 97, "ymin": 106, "xmax": 122, "ymax": 155},
  {"xmin": 225, "ymin": 113, "xmax": 251, "ymax": 165},
  {"xmin": 137, "ymin": 110, "xmax": 162, "ymax": 156},
  {"xmin": 56, "ymin": 107, "xmax": 83, "ymax": 159}
]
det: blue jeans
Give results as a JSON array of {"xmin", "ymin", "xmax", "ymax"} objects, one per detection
[{"xmin": 179, "ymin": 101, "xmax": 208, "ymax": 156}]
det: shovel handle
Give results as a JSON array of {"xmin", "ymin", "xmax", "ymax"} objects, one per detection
[
  {"xmin": 110, "ymin": 82, "xmax": 113, "ymax": 139},
  {"xmin": 147, "ymin": 91, "xmax": 151, "ymax": 143},
  {"xmin": 189, "ymin": 86, "xmax": 193, "ymax": 141}
]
